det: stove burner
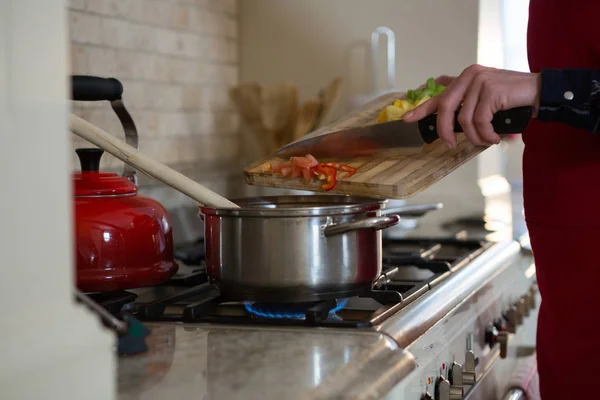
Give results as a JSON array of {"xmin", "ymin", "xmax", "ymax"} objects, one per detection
[{"xmin": 244, "ymin": 299, "xmax": 349, "ymax": 320}]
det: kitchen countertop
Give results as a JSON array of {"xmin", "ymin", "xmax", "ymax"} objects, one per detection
[{"xmin": 117, "ymin": 324, "xmax": 415, "ymax": 400}]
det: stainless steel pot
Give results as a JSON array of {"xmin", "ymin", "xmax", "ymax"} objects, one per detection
[{"xmin": 199, "ymin": 195, "xmax": 401, "ymax": 302}]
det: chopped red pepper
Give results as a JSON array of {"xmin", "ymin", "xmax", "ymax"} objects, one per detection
[
  {"xmin": 322, "ymin": 162, "xmax": 357, "ymax": 178},
  {"xmin": 315, "ymin": 164, "xmax": 337, "ymax": 191}
]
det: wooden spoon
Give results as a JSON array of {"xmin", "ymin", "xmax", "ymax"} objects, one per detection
[
  {"xmin": 294, "ymin": 97, "xmax": 323, "ymax": 141},
  {"xmin": 314, "ymin": 77, "xmax": 342, "ymax": 128},
  {"xmin": 260, "ymin": 83, "xmax": 296, "ymax": 152},
  {"xmin": 229, "ymin": 83, "xmax": 271, "ymax": 155},
  {"xmin": 275, "ymin": 86, "xmax": 298, "ymax": 148},
  {"xmin": 70, "ymin": 114, "xmax": 240, "ymax": 209}
]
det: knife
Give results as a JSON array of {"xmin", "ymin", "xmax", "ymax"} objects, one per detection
[{"xmin": 274, "ymin": 106, "xmax": 534, "ymax": 159}]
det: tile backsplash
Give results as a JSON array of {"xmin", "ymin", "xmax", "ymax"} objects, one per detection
[{"xmin": 68, "ymin": 0, "xmax": 246, "ymax": 211}]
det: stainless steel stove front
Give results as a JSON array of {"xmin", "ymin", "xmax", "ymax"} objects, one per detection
[{"xmin": 379, "ymin": 239, "xmax": 538, "ymax": 400}]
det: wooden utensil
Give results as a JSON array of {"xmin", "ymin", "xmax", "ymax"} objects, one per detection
[
  {"xmin": 273, "ymin": 84, "xmax": 298, "ymax": 149},
  {"xmin": 70, "ymin": 114, "xmax": 240, "ymax": 208},
  {"xmin": 293, "ymin": 97, "xmax": 322, "ymax": 141},
  {"xmin": 260, "ymin": 83, "xmax": 296, "ymax": 152},
  {"xmin": 243, "ymin": 91, "xmax": 494, "ymax": 199},
  {"xmin": 229, "ymin": 83, "xmax": 271, "ymax": 155},
  {"xmin": 314, "ymin": 77, "xmax": 342, "ymax": 128}
]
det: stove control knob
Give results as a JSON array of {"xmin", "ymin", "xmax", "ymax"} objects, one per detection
[
  {"xmin": 503, "ymin": 306, "xmax": 518, "ymax": 333},
  {"xmin": 530, "ymin": 283, "xmax": 538, "ymax": 293},
  {"xmin": 421, "ymin": 392, "xmax": 434, "ymax": 400},
  {"xmin": 463, "ymin": 350, "xmax": 477, "ymax": 386},
  {"xmin": 435, "ymin": 376, "xmax": 451, "ymax": 400},
  {"xmin": 526, "ymin": 292, "xmax": 536, "ymax": 311},
  {"xmin": 497, "ymin": 330, "xmax": 510, "ymax": 359},
  {"xmin": 515, "ymin": 298, "xmax": 526, "ymax": 324},
  {"xmin": 485, "ymin": 325, "xmax": 499, "ymax": 347},
  {"xmin": 521, "ymin": 293, "xmax": 531, "ymax": 316},
  {"xmin": 448, "ymin": 362, "xmax": 464, "ymax": 399},
  {"xmin": 493, "ymin": 317, "xmax": 506, "ymax": 332},
  {"xmin": 529, "ymin": 284, "xmax": 538, "ymax": 309}
]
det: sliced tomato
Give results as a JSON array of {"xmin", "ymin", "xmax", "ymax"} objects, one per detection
[
  {"xmin": 316, "ymin": 164, "xmax": 337, "ymax": 191},
  {"xmin": 292, "ymin": 155, "xmax": 318, "ymax": 169},
  {"xmin": 302, "ymin": 167, "xmax": 313, "ymax": 182},
  {"xmin": 280, "ymin": 167, "xmax": 293, "ymax": 177},
  {"xmin": 291, "ymin": 165, "xmax": 303, "ymax": 178},
  {"xmin": 271, "ymin": 161, "xmax": 283, "ymax": 173},
  {"xmin": 305, "ymin": 154, "xmax": 318, "ymax": 166},
  {"xmin": 272, "ymin": 161, "xmax": 293, "ymax": 173}
]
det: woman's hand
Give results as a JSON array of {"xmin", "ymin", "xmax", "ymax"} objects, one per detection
[{"xmin": 403, "ymin": 65, "xmax": 541, "ymax": 148}]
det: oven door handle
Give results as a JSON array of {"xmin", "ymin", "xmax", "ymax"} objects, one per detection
[{"xmin": 503, "ymin": 388, "xmax": 525, "ymax": 400}]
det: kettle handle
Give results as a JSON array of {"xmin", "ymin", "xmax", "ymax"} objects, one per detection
[
  {"xmin": 70, "ymin": 75, "xmax": 138, "ymax": 185},
  {"xmin": 72, "ymin": 76, "xmax": 123, "ymax": 102}
]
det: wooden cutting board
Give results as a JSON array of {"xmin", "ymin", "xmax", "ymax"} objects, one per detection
[{"xmin": 243, "ymin": 91, "xmax": 488, "ymax": 199}]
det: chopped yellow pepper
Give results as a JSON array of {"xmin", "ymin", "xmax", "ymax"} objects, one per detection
[{"xmin": 376, "ymin": 77, "xmax": 447, "ymax": 123}]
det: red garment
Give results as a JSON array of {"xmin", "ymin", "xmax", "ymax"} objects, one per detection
[{"xmin": 525, "ymin": 1, "xmax": 600, "ymax": 398}]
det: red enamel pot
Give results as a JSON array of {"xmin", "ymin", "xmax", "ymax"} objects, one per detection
[{"xmin": 73, "ymin": 148, "xmax": 178, "ymax": 292}]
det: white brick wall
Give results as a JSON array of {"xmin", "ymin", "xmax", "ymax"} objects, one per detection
[{"xmin": 67, "ymin": 0, "xmax": 241, "ymax": 205}]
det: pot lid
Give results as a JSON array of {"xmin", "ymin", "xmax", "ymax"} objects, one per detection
[{"xmin": 73, "ymin": 148, "xmax": 137, "ymax": 197}]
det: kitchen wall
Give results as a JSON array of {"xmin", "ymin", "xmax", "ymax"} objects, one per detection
[
  {"xmin": 68, "ymin": 0, "xmax": 245, "ymax": 209},
  {"xmin": 240, "ymin": 0, "xmax": 480, "ymax": 116}
]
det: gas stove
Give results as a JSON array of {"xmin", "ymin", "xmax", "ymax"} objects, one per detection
[
  {"xmin": 96, "ymin": 232, "xmax": 538, "ymax": 400},
  {"xmin": 90, "ymin": 237, "xmax": 492, "ymax": 329}
]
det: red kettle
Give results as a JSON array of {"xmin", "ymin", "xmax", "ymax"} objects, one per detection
[{"xmin": 71, "ymin": 75, "xmax": 178, "ymax": 292}]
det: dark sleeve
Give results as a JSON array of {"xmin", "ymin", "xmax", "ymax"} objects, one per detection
[{"xmin": 537, "ymin": 69, "xmax": 600, "ymax": 133}]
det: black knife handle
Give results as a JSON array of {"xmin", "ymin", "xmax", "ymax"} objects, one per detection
[
  {"xmin": 417, "ymin": 106, "xmax": 534, "ymax": 144},
  {"xmin": 71, "ymin": 75, "xmax": 123, "ymax": 102}
]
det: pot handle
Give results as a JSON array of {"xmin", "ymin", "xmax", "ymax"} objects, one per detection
[
  {"xmin": 323, "ymin": 214, "xmax": 400, "ymax": 237},
  {"xmin": 381, "ymin": 203, "xmax": 443, "ymax": 218}
]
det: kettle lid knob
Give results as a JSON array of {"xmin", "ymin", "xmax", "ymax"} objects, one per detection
[{"xmin": 76, "ymin": 148, "xmax": 103, "ymax": 172}]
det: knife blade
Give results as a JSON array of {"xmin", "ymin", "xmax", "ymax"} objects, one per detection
[{"xmin": 274, "ymin": 106, "xmax": 534, "ymax": 159}]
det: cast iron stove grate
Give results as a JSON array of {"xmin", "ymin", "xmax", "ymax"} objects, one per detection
[{"xmin": 98, "ymin": 238, "xmax": 490, "ymax": 328}]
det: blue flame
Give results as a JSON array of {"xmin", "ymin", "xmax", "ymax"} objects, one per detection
[{"xmin": 244, "ymin": 299, "xmax": 349, "ymax": 320}]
